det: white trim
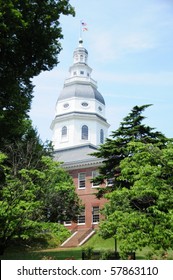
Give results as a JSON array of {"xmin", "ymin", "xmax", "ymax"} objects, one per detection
[
  {"xmin": 78, "ymin": 172, "xmax": 86, "ymax": 189},
  {"xmin": 78, "ymin": 230, "xmax": 95, "ymax": 246},
  {"xmin": 92, "ymin": 170, "xmax": 100, "ymax": 188},
  {"xmin": 60, "ymin": 231, "xmax": 77, "ymax": 247},
  {"xmin": 64, "ymin": 221, "xmax": 72, "ymax": 226}
]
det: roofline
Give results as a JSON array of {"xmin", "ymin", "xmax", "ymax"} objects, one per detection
[
  {"xmin": 53, "ymin": 143, "xmax": 103, "ymax": 170},
  {"xmin": 61, "ymin": 158, "xmax": 103, "ymax": 170},
  {"xmin": 53, "ymin": 143, "xmax": 98, "ymax": 153},
  {"xmin": 54, "ymin": 111, "xmax": 109, "ymax": 123}
]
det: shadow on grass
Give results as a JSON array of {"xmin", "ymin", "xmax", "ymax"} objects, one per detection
[{"xmin": 0, "ymin": 248, "xmax": 83, "ymax": 260}]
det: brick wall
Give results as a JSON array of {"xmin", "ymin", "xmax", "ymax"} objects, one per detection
[{"xmin": 65, "ymin": 166, "xmax": 107, "ymax": 230}]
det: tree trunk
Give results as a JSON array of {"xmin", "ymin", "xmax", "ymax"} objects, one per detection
[{"xmin": 114, "ymin": 237, "xmax": 117, "ymax": 252}]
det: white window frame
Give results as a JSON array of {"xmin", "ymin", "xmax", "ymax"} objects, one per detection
[
  {"xmin": 78, "ymin": 172, "xmax": 86, "ymax": 189},
  {"xmin": 92, "ymin": 170, "xmax": 99, "ymax": 188},
  {"xmin": 92, "ymin": 206, "xmax": 100, "ymax": 224},
  {"xmin": 106, "ymin": 178, "xmax": 114, "ymax": 187},
  {"xmin": 77, "ymin": 208, "xmax": 85, "ymax": 225},
  {"xmin": 64, "ymin": 220, "xmax": 72, "ymax": 226},
  {"xmin": 81, "ymin": 125, "xmax": 88, "ymax": 140}
]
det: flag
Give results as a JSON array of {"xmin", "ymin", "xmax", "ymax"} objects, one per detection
[
  {"xmin": 80, "ymin": 20, "xmax": 88, "ymax": 34},
  {"xmin": 81, "ymin": 21, "xmax": 88, "ymax": 31}
]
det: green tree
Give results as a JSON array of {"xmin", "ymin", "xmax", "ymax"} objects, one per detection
[
  {"xmin": 92, "ymin": 105, "xmax": 167, "ymax": 197},
  {"xmin": 0, "ymin": 0, "xmax": 75, "ymax": 146},
  {"xmin": 39, "ymin": 156, "xmax": 81, "ymax": 223},
  {"xmin": 0, "ymin": 154, "xmax": 80, "ymax": 255},
  {"xmin": 99, "ymin": 141, "xmax": 173, "ymax": 257},
  {"xmin": 2, "ymin": 120, "xmax": 53, "ymax": 174}
]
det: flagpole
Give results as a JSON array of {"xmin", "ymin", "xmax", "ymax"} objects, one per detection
[
  {"xmin": 79, "ymin": 20, "xmax": 82, "ymax": 41},
  {"xmin": 79, "ymin": 20, "xmax": 88, "ymax": 44}
]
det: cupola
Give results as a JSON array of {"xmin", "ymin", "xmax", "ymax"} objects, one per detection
[{"xmin": 51, "ymin": 39, "xmax": 110, "ymax": 150}]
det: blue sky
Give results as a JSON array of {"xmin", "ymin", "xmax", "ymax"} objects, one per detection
[{"xmin": 30, "ymin": 0, "xmax": 173, "ymax": 142}]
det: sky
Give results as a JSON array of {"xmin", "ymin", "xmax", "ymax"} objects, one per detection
[{"xmin": 30, "ymin": 0, "xmax": 173, "ymax": 142}]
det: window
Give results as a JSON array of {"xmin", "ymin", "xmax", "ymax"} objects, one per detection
[
  {"xmin": 81, "ymin": 125, "xmax": 88, "ymax": 140},
  {"xmin": 81, "ymin": 102, "xmax": 88, "ymax": 107},
  {"xmin": 107, "ymin": 178, "xmax": 114, "ymax": 187},
  {"xmin": 80, "ymin": 70, "xmax": 84, "ymax": 75},
  {"xmin": 75, "ymin": 54, "xmax": 78, "ymax": 61},
  {"xmin": 92, "ymin": 170, "xmax": 99, "ymax": 188},
  {"xmin": 63, "ymin": 103, "xmax": 69, "ymax": 108},
  {"xmin": 92, "ymin": 206, "xmax": 99, "ymax": 223},
  {"xmin": 100, "ymin": 129, "xmax": 104, "ymax": 144},
  {"xmin": 77, "ymin": 207, "xmax": 85, "ymax": 224},
  {"xmin": 78, "ymin": 172, "xmax": 86, "ymax": 188},
  {"xmin": 61, "ymin": 126, "xmax": 67, "ymax": 137},
  {"xmin": 64, "ymin": 220, "xmax": 71, "ymax": 226},
  {"xmin": 62, "ymin": 126, "xmax": 67, "ymax": 137},
  {"xmin": 73, "ymin": 71, "xmax": 77, "ymax": 76}
]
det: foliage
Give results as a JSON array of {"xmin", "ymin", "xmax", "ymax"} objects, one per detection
[
  {"xmin": 99, "ymin": 140, "xmax": 173, "ymax": 257},
  {"xmin": 0, "ymin": 153, "xmax": 80, "ymax": 254},
  {"xmin": 92, "ymin": 105, "xmax": 167, "ymax": 198},
  {"xmin": 146, "ymin": 249, "xmax": 173, "ymax": 260},
  {"xmin": 26, "ymin": 222, "xmax": 71, "ymax": 249},
  {"xmin": 38, "ymin": 156, "xmax": 81, "ymax": 223},
  {"xmin": 0, "ymin": 0, "xmax": 78, "ymax": 256},
  {"xmin": 0, "ymin": 0, "xmax": 75, "ymax": 146},
  {"xmin": 92, "ymin": 105, "xmax": 173, "ymax": 256},
  {"xmin": 2, "ymin": 120, "xmax": 53, "ymax": 173}
]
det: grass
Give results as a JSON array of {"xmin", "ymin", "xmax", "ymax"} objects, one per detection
[
  {"xmin": 0, "ymin": 248, "xmax": 82, "ymax": 260},
  {"xmin": 82, "ymin": 233, "xmax": 116, "ymax": 250},
  {"xmin": 1, "ymin": 232, "xmax": 173, "ymax": 260},
  {"xmin": 0, "ymin": 233, "xmax": 117, "ymax": 260}
]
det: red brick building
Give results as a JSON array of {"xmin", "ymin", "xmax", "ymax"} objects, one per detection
[
  {"xmin": 51, "ymin": 39, "xmax": 109, "ymax": 241},
  {"xmin": 54, "ymin": 144, "xmax": 107, "ymax": 232}
]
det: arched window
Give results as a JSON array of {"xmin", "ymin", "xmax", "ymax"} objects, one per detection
[
  {"xmin": 62, "ymin": 126, "xmax": 67, "ymax": 137},
  {"xmin": 81, "ymin": 125, "xmax": 88, "ymax": 140},
  {"xmin": 100, "ymin": 129, "xmax": 104, "ymax": 144}
]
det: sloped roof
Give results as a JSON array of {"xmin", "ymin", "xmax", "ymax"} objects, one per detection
[
  {"xmin": 58, "ymin": 83, "xmax": 105, "ymax": 105},
  {"xmin": 54, "ymin": 144, "xmax": 102, "ymax": 169}
]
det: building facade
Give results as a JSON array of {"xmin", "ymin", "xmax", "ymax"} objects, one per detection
[{"xmin": 51, "ymin": 38, "xmax": 110, "ymax": 232}]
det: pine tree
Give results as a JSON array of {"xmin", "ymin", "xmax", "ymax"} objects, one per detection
[{"xmin": 92, "ymin": 105, "xmax": 167, "ymax": 197}]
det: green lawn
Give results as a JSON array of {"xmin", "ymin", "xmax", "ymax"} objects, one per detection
[
  {"xmin": 0, "ymin": 247, "xmax": 82, "ymax": 260},
  {"xmin": 82, "ymin": 234, "xmax": 116, "ymax": 250},
  {"xmin": 1, "ymin": 233, "xmax": 172, "ymax": 260}
]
